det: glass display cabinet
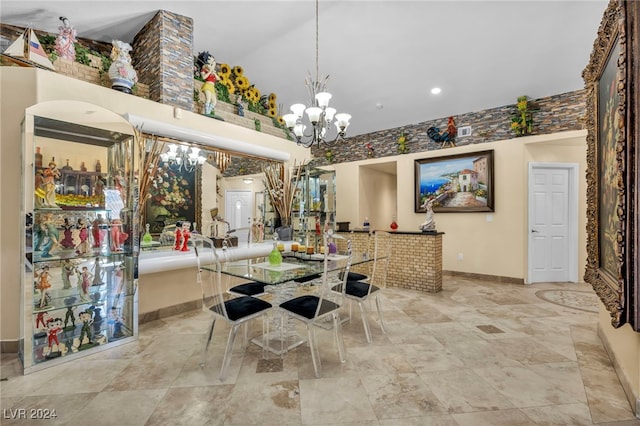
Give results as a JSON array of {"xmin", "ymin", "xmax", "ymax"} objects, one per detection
[
  {"xmin": 292, "ymin": 166, "xmax": 336, "ymax": 245},
  {"xmin": 21, "ymin": 116, "xmax": 138, "ymax": 374}
]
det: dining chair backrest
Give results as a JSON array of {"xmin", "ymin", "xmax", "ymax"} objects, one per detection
[
  {"xmin": 192, "ymin": 234, "xmax": 228, "ymax": 320},
  {"xmin": 368, "ymin": 230, "xmax": 392, "ymax": 289},
  {"xmin": 314, "ymin": 232, "xmax": 352, "ymax": 318}
]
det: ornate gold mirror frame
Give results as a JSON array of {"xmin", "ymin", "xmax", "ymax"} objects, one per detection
[{"xmin": 583, "ymin": 0, "xmax": 639, "ymax": 330}]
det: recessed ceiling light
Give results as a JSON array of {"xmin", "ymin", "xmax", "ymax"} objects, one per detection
[
  {"xmin": 375, "ymin": 102, "xmax": 384, "ymax": 109},
  {"xmin": 431, "ymin": 87, "xmax": 441, "ymax": 95}
]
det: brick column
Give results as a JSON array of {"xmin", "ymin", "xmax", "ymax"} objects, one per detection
[{"xmin": 132, "ymin": 10, "xmax": 194, "ymax": 111}]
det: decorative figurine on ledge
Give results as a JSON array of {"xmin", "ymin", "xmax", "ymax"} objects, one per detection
[
  {"xmin": 92, "ymin": 214, "xmax": 106, "ymax": 248},
  {"xmin": 198, "ymin": 51, "xmax": 220, "ymax": 116},
  {"xmin": 74, "ymin": 309, "xmax": 94, "ymax": 350},
  {"xmin": 174, "ymin": 221, "xmax": 183, "ymax": 251},
  {"xmin": 108, "ymin": 40, "xmax": 138, "ymax": 94},
  {"xmin": 77, "ymin": 266, "xmax": 93, "ymax": 301},
  {"xmin": 55, "ymin": 16, "xmax": 77, "ymax": 61},
  {"xmin": 91, "ymin": 257, "xmax": 104, "ymax": 286},
  {"xmin": 419, "ymin": 197, "xmax": 437, "ymax": 233},
  {"xmin": 60, "ymin": 217, "xmax": 75, "ymax": 249}
]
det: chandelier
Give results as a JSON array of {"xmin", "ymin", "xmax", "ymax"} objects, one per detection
[
  {"xmin": 282, "ymin": 0, "xmax": 351, "ymax": 148},
  {"xmin": 159, "ymin": 143, "xmax": 206, "ymax": 172}
]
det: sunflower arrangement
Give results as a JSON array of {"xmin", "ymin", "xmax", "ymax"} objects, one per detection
[
  {"xmin": 510, "ymin": 95, "xmax": 534, "ymax": 136},
  {"xmin": 193, "ymin": 53, "xmax": 286, "ymax": 126}
]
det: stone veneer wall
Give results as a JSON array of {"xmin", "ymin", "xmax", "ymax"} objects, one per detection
[
  {"xmin": 310, "ymin": 90, "xmax": 586, "ymax": 166},
  {"xmin": 338, "ymin": 231, "xmax": 443, "ymax": 293},
  {"xmin": 132, "ymin": 11, "xmax": 194, "ymax": 111}
]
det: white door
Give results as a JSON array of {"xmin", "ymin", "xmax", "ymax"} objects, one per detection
[
  {"xmin": 225, "ymin": 190, "xmax": 252, "ymax": 244},
  {"xmin": 528, "ymin": 163, "xmax": 578, "ymax": 283}
]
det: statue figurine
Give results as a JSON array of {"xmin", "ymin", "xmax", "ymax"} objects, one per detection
[
  {"xmin": 36, "ymin": 265, "xmax": 53, "ymax": 309},
  {"xmin": 55, "ymin": 16, "xmax": 77, "ymax": 61},
  {"xmin": 77, "ymin": 266, "xmax": 93, "ymax": 301},
  {"xmin": 419, "ymin": 197, "xmax": 437, "ymax": 232},
  {"xmin": 75, "ymin": 218, "xmax": 91, "ymax": 255},
  {"xmin": 63, "ymin": 297, "xmax": 77, "ymax": 329},
  {"xmin": 198, "ymin": 51, "xmax": 220, "ymax": 116},
  {"xmin": 44, "ymin": 317, "xmax": 63, "ymax": 358},
  {"xmin": 180, "ymin": 221, "xmax": 191, "ymax": 251},
  {"xmin": 76, "ymin": 309, "xmax": 94, "ymax": 347},
  {"xmin": 108, "ymin": 40, "xmax": 138, "ymax": 94},
  {"xmin": 42, "ymin": 161, "xmax": 61, "ymax": 208},
  {"xmin": 174, "ymin": 221, "xmax": 183, "ymax": 251},
  {"xmin": 91, "ymin": 257, "xmax": 104, "ymax": 285},
  {"xmin": 110, "ymin": 218, "xmax": 129, "ymax": 252},
  {"xmin": 92, "ymin": 214, "xmax": 107, "ymax": 248},
  {"xmin": 60, "ymin": 217, "xmax": 75, "ymax": 248},
  {"xmin": 61, "ymin": 259, "xmax": 75, "ymax": 289}
]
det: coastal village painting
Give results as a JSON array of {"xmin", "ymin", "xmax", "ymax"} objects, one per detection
[{"xmin": 415, "ymin": 150, "xmax": 494, "ymax": 212}]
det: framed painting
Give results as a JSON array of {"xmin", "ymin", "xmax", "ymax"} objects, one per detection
[
  {"xmin": 144, "ymin": 161, "xmax": 201, "ymax": 234},
  {"xmin": 415, "ymin": 150, "xmax": 494, "ymax": 213},
  {"xmin": 584, "ymin": 0, "xmax": 638, "ymax": 330}
]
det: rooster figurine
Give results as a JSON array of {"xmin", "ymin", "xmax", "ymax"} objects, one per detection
[{"xmin": 427, "ymin": 116, "xmax": 457, "ymax": 148}]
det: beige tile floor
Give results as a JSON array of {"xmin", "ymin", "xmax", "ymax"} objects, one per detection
[{"xmin": 2, "ymin": 277, "xmax": 639, "ymax": 425}]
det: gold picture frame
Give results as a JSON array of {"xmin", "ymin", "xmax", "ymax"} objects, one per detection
[{"xmin": 583, "ymin": 0, "xmax": 638, "ymax": 330}]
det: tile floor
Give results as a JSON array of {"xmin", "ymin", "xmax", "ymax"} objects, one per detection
[{"xmin": 1, "ymin": 277, "xmax": 639, "ymax": 425}]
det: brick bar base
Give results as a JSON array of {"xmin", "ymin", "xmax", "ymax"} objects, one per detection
[{"xmin": 338, "ymin": 230, "xmax": 443, "ymax": 293}]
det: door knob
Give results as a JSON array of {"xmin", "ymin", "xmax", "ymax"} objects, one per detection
[{"xmin": 531, "ymin": 229, "xmax": 539, "ymax": 233}]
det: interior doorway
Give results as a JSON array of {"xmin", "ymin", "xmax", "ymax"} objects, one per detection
[
  {"xmin": 224, "ymin": 190, "xmax": 252, "ymax": 244},
  {"xmin": 527, "ymin": 162, "xmax": 579, "ymax": 284}
]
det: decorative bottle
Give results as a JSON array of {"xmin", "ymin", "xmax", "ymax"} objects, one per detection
[
  {"xmin": 363, "ymin": 217, "xmax": 370, "ymax": 231},
  {"xmin": 142, "ymin": 224, "xmax": 153, "ymax": 245},
  {"xmin": 95, "ymin": 160, "xmax": 102, "ymax": 173},
  {"xmin": 80, "ymin": 161, "xmax": 87, "ymax": 172},
  {"xmin": 268, "ymin": 240, "xmax": 283, "ymax": 266},
  {"xmin": 35, "ymin": 147, "xmax": 43, "ymax": 168},
  {"xmin": 390, "ymin": 215, "xmax": 398, "ymax": 230}
]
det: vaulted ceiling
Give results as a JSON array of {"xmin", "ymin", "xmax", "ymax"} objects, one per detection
[{"xmin": 1, "ymin": 1, "xmax": 608, "ymax": 137}]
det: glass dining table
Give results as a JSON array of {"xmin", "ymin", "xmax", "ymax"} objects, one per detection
[{"xmin": 207, "ymin": 251, "xmax": 373, "ymax": 355}]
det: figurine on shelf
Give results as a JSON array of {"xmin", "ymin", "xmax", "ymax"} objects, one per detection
[
  {"xmin": 110, "ymin": 218, "xmax": 128, "ymax": 252},
  {"xmin": 91, "ymin": 257, "xmax": 104, "ymax": 285},
  {"xmin": 34, "ymin": 169, "xmax": 45, "ymax": 208},
  {"xmin": 54, "ymin": 16, "xmax": 77, "ymax": 61},
  {"xmin": 61, "ymin": 259, "xmax": 75, "ymax": 289},
  {"xmin": 108, "ymin": 306, "xmax": 125, "ymax": 339},
  {"xmin": 94, "ymin": 175, "xmax": 105, "ymax": 205},
  {"xmin": 198, "ymin": 51, "xmax": 220, "ymax": 116},
  {"xmin": 315, "ymin": 215, "xmax": 321, "ymax": 236},
  {"xmin": 77, "ymin": 266, "xmax": 93, "ymax": 301},
  {"xmin": 60, "ymin": 217, "xmax": 75, "ymax": 249},
  {"xmin": 112, "ymin": 263, "xmax": 126, "ymax": 307},
  {"xmin": 419, "ymin": 197, "xmax": 437, "ymax": 232},
  {"xmin": 179, "ymin": 221, "xmax": 191, "ymax": 251},
  {"xmin": 114, "ymin": 169, "xmax": 127, "ymax": 201},
  {"xmin": 44, "ymin": 317, "xmax": 63, "ymax": 358},
  {"xmin": 92, "ymin": 214, "xmax": 107, "ymax": 248},
  {"xmin": 75, "ymin": 218, "xmax": 91, "ymax": 255},
  {"xmin": 42, "ymin": 161, "xmax": 61, "ymax": 208},
  {"xmin": 77, "ymin": 309, "xmax": 94, "ymax": 347},
  {"xmin": 35, "ymin": 311, "xmax": 49, "ymax": 333},
  {"xmin": 63, "ymin": 297, "xmax": 77, "ymax": 329},
  {"xmin": 36, "ymin": 265, "xmax": 53, "ymax": 309}
]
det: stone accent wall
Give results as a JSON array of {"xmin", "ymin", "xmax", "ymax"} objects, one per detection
[
  {"xmin": 52, "ymin": 57, "xmax": 150, "ymax": 99},
  {"xmin": 133, "ymin": 11, "xmax": 194, "ymax": 111},
  {"xmin": 310, "ymin": 90, "xmax": 586, "ymax": 166},
  {"xmin": 338, "ymin": 231, "xmax": 443, "ymax": 293}
]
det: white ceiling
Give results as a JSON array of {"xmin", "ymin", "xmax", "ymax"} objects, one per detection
[{"xmin": 1, "ymin": 0, "xmax": 608, "ymax": 137}]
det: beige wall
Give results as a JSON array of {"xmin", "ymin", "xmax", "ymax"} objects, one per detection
[
  {"xmin": 335, "ymin": 131, "xmax": 587, "ymax": 281},
  {"xmin": 0, "ymin": 67, "xmax": 309, "ymax": 342},
  {"xmin": 598, "ymin": 307, "xmax": 640, "ymax": 414}
]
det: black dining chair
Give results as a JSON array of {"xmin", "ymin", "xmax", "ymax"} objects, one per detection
[
  {"xmin": 278, "ymin": 232, "xmax": 351, "ymax": 377},
  {"xmin": 193, "ymin": 235, "xmax": 272, "ymax": 380}
]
